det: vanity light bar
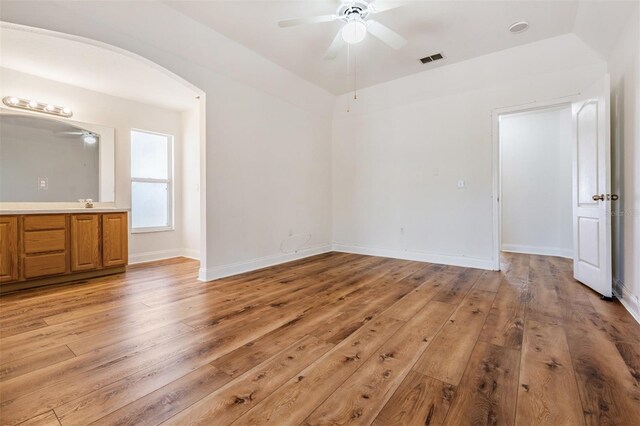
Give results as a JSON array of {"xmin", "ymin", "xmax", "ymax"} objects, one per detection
[{"xmin": 2, "ymin": 96, "xmax": 73, "ymax": 118}]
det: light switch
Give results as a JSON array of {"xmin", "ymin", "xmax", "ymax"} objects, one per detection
[{"xmin": 457, "ymin": 180, "xmax": 465, "ymax": 189}]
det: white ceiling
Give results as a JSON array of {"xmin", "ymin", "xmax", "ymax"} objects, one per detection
[
  {"xmin": 0, "ymin": 25, "xmax": 199, "ymax": 111},
  {"xmin": 166, "ymin": 0, "xmax": 636, "ymax": 95}
]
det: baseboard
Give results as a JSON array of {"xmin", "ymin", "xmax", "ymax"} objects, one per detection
[
  {"xmin": 181, "ymin": 248, "xmax": 200, "ymax": 260},
  {"xmin": 129, "ymin": 248, "xmax": 199, "ymax": 264},
  {"xmin": 613, "ymin": 278, "xmax": 640, "ymax": 325},
  {"xmin": 332, "ymin": 244, "xmax": 495, "ymax": 271},
  {"xmin": 198, "ymin": 244, "xmax": 333, "ymax": 282},
  {"xmin": 501, "ymin": 244, "xmax": 573, "ymax": 259}
]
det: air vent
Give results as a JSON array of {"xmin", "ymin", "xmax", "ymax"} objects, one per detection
[{"xmin": 420, "ymin": 52, "xmax": 444, "ymax": 64}]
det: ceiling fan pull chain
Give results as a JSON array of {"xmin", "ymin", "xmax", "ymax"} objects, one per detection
[
  {"xmin": 347, "ymin": 44, "xmax": 351, "ymax": 111},
  {"xmin": 354, "ymin": 47, "xmax": 358, "ymax": 100}
]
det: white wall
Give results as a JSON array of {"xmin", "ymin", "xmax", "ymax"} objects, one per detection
[
  {"xmin": 0, "ymin": 68, "xmax": 192, "ymax": 261},
  {"xmin": 500, "ymin": 107, "xmax": 573, "ymax": 258},
  {"xmin": 332, "ymin": 34, "xmax": 606, "ymax": 269},
  {"xmin": 609, "ymin": 5, "xmax": 640, "ymax": 320},
  {"xmin": 181, "ymin": 105, "xmax": 201, "ymax": 260},
  {"xmin": 202, "ymin": 75, "xmax": 332, "ymax": 278}
]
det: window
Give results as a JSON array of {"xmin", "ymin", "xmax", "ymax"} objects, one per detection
[{"xmin": 130, "ymin": 129, "xmax": 173, "ymax": 232}]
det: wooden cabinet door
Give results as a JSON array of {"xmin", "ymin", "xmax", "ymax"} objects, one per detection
[
  {"xmin": 70, "ymin": 214, "xmax": 100, "ymax": 272},
  {"xmin": 102, "ymin": 213, "xmax": 128, "ymax": 267},
  {"xmin": 0, "ymin": 216, "xmax": 19, "ymax": 283}
]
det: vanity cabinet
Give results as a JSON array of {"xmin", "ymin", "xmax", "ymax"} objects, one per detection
[{"xmin": 0, "ymin": 211, "xmax": 128, "ymax": 292}]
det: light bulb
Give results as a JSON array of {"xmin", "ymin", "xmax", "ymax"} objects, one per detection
[
  {"xmin": 8, "ymin": 97, "xmax": 19, "ymax": 105},
  {"xmin": 83, "ymin": 134, "xmax": 97, "ymax": 144},
  {"xmin": 62, "ymin": 107, "xmax": 72, "ymax": 115},
  {"xmin": 45, "ymin": 104, "xmax": 56, "ymax": 112},
  {"xmin": 28, "ymin": 100, "xmax": 38, "ymax": 109},
  {"xmin": 341, "ymin": 17, "xmax": 367, "ymax": 44}
]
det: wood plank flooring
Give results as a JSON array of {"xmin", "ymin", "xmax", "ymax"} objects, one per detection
[{"xmin": 1, "ymin": 252, "xmax": 639, "ymax": 425}]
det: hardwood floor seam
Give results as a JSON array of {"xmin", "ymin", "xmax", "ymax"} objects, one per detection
[{"xmin": 64, "ymin": 344, "xmax": 77, "ymax": 357}]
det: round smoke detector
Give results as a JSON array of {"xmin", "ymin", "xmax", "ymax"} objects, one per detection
[{"xmin": 509, "ymin": 21, "xmax": 529, "ymax": 34}]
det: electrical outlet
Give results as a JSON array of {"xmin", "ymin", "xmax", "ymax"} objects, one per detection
[
  {"xmin": 38, "ymin": 177, "xmax": 48, "ymax": 190},
  {"xmin": 457, "ymin": 180, "xmax": 465, "ymax": 189}
]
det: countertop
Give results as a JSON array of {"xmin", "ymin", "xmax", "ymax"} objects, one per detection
[{"xmin": 0, "ymin": 208, "xmax": 129, "ymax": 215}]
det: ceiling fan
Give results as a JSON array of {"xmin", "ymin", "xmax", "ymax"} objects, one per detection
[
  {"xmin": 278, "ymin": 0, "xmax": 407, "ymax": 59},
  {"xmin": 55, "ymin": 130, "xmax": 99, "ymax": 144}
]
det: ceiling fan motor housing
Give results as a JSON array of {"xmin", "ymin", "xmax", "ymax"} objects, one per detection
[{"xmin": 337, "ymin": 1, "xmax": 371, "ymax": 22}]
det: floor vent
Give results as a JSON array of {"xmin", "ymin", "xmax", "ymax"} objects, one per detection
[{"xmin": 420, "ymin": 52, "xmax": 444, "ymax": 64}]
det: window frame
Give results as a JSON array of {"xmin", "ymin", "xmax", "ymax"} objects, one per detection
[{"xmin": 130, "ymin": 128, "xmax": 174, "ymax": 234}]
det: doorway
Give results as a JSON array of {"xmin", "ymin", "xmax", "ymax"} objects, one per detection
[
  {"xmin": 498, "ymin": 104, "xmax": 573, "ymax": 262},
  {"xmin": 492, "ymin": 76, "xmax": 613, "ymax": 297}
]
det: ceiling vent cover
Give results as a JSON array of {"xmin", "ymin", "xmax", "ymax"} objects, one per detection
[{"xmin": 420, "ymin": 52, "xmax": 444, "ymax": 64}]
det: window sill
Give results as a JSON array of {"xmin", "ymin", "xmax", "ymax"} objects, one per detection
[{"xmin": 131, "ymin": 226, "xmax": 174, "ymax": 234}]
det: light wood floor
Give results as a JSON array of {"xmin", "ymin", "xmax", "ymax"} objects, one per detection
[{"xmin": 1, "ymin": 252, "xmax": 639, "ymax": 425}]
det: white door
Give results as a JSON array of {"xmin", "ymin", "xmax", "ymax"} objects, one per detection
[{"xmin": 572, "ymin": 75, "xmax": 612, "ymax": 297}]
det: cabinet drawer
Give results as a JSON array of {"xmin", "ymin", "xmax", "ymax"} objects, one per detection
[
  {"xmin": 24, "ymin": 253, "xmax": 67, "ymax": 278},
  {"xmin": 24, "ymin": 230, "xmax": 66, "ymax": 254},
  {"xmin": 24, "ymin": 215, "xmax": 66, "ymax": 231}
]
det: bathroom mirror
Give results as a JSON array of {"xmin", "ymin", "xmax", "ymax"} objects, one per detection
[{"xmin": 0, "ymin": 110, "xmax": 115, "ymax": 203}]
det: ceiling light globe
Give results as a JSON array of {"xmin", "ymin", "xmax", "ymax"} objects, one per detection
[
  {"xmin": 45, "ymin": 104, "xmax": 56, "ymax": 112},
  {"xmin": 8, "ymin": 97, "xmax": 19, "ymax": 105},
  {"xmin": 28, "ymin": 100, "xmax": 38, "ymax": 109},
  {"xmin": 342, "ymin": 18, "xmax": 367, "ymax": 44},
  {"xmin": 62, "ymin": 107, "xmax": 72, "ymax": 115},
  {"xmin": 83, "ymin": 134, "xmax": 97, "ymax": 144}
]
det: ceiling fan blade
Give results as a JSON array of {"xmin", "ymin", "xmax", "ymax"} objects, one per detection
[
  {"xmin": 368, "ymin": 1, "xmax": 406, "ymax": 14},
  {"xmin": 366, "ymin": 19, "xmax": 407, "ymax": 49},
  {"xmin": 324, "ymin": 30, "xmax": 345, "ymax": 60},
  {"xmin": 278, "ymin": 14, "xmax": 336, "ymax": 28}
]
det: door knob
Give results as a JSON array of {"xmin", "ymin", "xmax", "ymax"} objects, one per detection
[
  {"xmin": 610, "ymin": 194, "xmax": 619, "ymax": 201},
  {"xmin": 592, "ymin": 194, "xmax": 605, "ymax": 201}
]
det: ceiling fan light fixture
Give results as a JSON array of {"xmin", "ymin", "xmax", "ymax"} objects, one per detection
[{"xmin": 342, "ymin": 17, "xmax": 367, "ymax": 44}]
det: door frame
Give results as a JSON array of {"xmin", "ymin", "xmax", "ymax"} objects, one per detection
[{"xmin": 491, "ymin": 97, "xmax": 576, "ymax": 271}]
